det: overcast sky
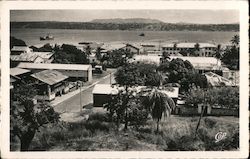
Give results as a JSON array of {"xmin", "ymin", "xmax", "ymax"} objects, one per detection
[{"xmin": 10, "ymin": 10, "xmax": 239, "ymax": 24}]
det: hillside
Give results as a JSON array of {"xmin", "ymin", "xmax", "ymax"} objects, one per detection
[
  {"xmin": 90, "ymin": 18, "xmax": 163, "ymax": 24},
  {"xmin": 10, "ymin": 21, "xmax": 239, "ymax": 32}
]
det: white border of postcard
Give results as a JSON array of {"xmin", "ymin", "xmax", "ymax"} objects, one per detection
[{"xmin": 1, "ymin": 0, "xmax": 249, "ymax": 158}]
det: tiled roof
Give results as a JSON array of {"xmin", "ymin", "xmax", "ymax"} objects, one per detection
[{"xmin": 31, "ymin": 70, "xmax": 68, "ymax": 85}]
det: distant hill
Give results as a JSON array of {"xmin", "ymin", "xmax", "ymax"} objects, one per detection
[
  {"xmin": 90, "ymin": 18, "xmax": 164, "ymax": 24},
  {"xmin": 11, "ymin": 21, "xmax": 239, "ymax": 32}
]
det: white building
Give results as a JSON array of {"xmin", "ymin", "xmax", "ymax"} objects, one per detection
[{"xmin": 161, "ymin": 42, "xmax": 217, "ymax": 57}]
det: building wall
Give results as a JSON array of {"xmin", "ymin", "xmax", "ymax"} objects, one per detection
[
  {"xmin": 93, "ymin": 94, "xmax": 112, "ymax": 107},
  {"xmin": 125, "ymin": 46, "xmax": 139, "ymax": 54},
  {"xmin": 162, "ymin": 46, "xmax": 216, "ymax": 57}
]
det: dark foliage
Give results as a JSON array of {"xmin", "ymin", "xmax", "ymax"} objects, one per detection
[
  {"xmin": 10, "ymin": 36, "xmax": 26, "ymax": 49},
  {"xmin": 10, "ymin": 82, "xmax": 59, "ymax": 151},
  {"xmin": 53, "ymin": 44, "xmax": 89, "ymax": 64}
]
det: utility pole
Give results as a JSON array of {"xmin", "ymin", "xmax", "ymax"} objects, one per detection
[
  {"xmin": 110, "ymin": 72, "xmax": 112, "ymax": 85},
  {"xmin": 78, "ymin": 81, "xmax": 82, "ymax": 112}
]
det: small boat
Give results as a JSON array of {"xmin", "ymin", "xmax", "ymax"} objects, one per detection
[
  {"xmin": 40, "ymin": 34, "xmax": 54, "ymax": 41},
  {"xmin": 139, "ymin": 33, "xmax": 145, "ymax": 36}
]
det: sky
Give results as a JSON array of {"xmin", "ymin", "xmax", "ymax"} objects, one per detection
[{"xmin": 10, "ymin": 10, "xmax": 239, "ymax": 24}]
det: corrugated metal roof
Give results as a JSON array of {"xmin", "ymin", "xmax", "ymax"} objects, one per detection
[
  {"xmin": 204, "ymin": 72, "xmax": 233, "ymax": 86},
  {"xmin": 32, "ymin": 52, "xmax": 54, "ymax": 59},
  {"xmin": 10, "ymin": 67, "xmax": 31, "ymax": 76},
  {"xmin": 10, "ymin": 52, "xmax": 54, "ymax": 62},
  {"xmin": 31, "ymin": 70, "xmax": 68, "ymax": 85},
  {"xmin": 11, "ymin": 46, "xmax": 31, "ymax": 52},
  {"xmin": 17, "ymin": 62, "xmax": 92, "ymax": 71},
  {"xmin": 10, "ymin": 54, "xmax": 40, "ymax": 62}
]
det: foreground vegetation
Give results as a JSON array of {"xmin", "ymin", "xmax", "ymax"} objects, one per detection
[{"xmin": 10, "ymin": 112, "xmax": 239, "ymax": 151}]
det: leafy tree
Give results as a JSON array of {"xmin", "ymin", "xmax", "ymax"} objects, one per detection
[
  {"xmin": 141, "ymin": 87, "xmax": 175, "ymax": 132},
  {"xmin": 85, "ymin": 45, "xmax": 91, "ymax": 56},
  {"xmin": 103, "ymin": 87, "xmax": 139, "ymax": 131},
  {"xmin": 53, "ymin": 44, "xmax": 89, "ymax": 64},
  {"xmin": 194, "ymin": 43, "xmax": 200, "ymax": 51},
  {"xmin": 185, "ymin": 87, "xmax": 239, "ymax": 109},
  {"xmin": 158, "ymin": 58, "xmax": 207, "ymax": 92},
  {"xmin": 10, "ymin": 37, "xmax": 26, "ymax": 49},
  {"xmin": 10, "ymin": 82, "xmax": 59, "ymax": 151},
  {"xmin": 231, "ymin": 35, "xmax": 239, "ymax": 46},
  {"xmin": 105, "ymin": 49, "xmax": 134, "ymax": 68},
  {"xmin": 221, "ymin": 35, "xmax": 239, "ymax": 70},
  {"xmin": 95, "ymin": 47, "xmax": 102, "ymax": 61}
]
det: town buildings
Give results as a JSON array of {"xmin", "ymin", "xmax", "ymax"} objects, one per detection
[{"xmin": 161, "ymin": 42, "xmax": 217, "ymax": 57}]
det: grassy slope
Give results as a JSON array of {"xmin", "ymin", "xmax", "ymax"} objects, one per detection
[{"xmin": 11, "ymin": 113, "xmax": 239, "ymax": 151}]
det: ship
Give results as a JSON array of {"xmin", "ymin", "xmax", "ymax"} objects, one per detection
[
  {"xmin": 139, "ymin": 33, "xmax": 145, "ymax": 36},
  {"xmin": 40, "ymin": 34, "xmax": 54, "ymax": 41}
]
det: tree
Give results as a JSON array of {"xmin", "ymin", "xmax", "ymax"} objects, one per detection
[
  {"xmin": 141, "ymin": 87, "xmax": 175, "ymax": 132},
  {"xmin": 103, "ymin": 87, "xmax": 140, "ymax": 131},
  {"xmin": 221, "ymin": 35, "xmax": 239, "ymax": 70},
  {"xmin": 10, "ymin": 82, "xmax": 59, "ymax": 151},
  {"xmin": 231, "ymin": 35, "xmax": 239, "ymax": 46},
  {"xmin": 194, "ymin": 43, "xmax": 200, "ymax": 51},
  {"xmin": 95, "ymin": 47, "xmax": 102, "ymax": 61},
  {"xmin": 114, "ymin": 63, "xmax": 144, "ymax": 130},
  {"xmin": 105, "ymin": 49, "xmax": 134, "ymax": 68},
  {"xmin": 53, "ymin": 44, "xmax": 89, "ymax": 64},
  {"xmin": 10, "ymin": 37, "xmax": 26, "ymax": 49},
  {"xmin": 185, "ymin": 87, "xmax": 239, "ymax": 109}
]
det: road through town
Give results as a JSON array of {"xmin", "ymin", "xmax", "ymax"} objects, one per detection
[{"xmin": 53, "ymin": 70, "xmax": 116, "ymax": 113}]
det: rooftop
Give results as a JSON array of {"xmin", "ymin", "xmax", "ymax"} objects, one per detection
[
  {"xmin": 11, "ymin": 46, "xmax": 32, "ymax": 52},
  {"xmin": 162, "ymin": 42, "xmax": 216, "ymax": 48},
  {"xmin": 92, "ymin": 84, "xmax": 179, "ymax": 98},
  {"xmin": 10, "ymin": 67, "xmax": 31, "ymax": 76},
  {"xmin": 32, "ymin": 52, "xmax": 54, "ymax": 59},
  {"xmin": 204, "ymin": 72, "xmax": 233, "ymax": 86},
  {"xmin": 31, "ymin": 70, "xmax": 68, "ymax": 85},
  {"xmin": 10, "ymin": 54, "xmax": 41, "ymax": 62},
  {"xmin": 17, "ymin": 62, "xmax": 92, "ymax": 71}
]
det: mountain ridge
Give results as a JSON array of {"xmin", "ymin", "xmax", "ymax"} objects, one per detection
[{"xmin": 90, "ymin": 18, "xmax": 164, "ymax": 24}]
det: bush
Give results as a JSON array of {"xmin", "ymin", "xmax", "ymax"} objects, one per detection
[
  {"xmin": 85, "ymin": 120, "xmax": 110, "ymax": 133},
  {"xmin": 88, "ymin": 112, "xmax": 110, "ymax": 122}
]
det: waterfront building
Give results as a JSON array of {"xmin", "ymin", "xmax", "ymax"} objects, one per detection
[{"xmin": 161, "ymin": 42, "xmax": 217, "ymax": 57}]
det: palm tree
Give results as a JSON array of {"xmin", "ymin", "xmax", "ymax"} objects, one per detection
[
  {"xmin": 141, "ymin": 87, "xmax": 175, "ymax": 132},
  {"xmin": 214, "ymin": 44, "xmax": 222, "ymax": 66},
  {"xmin": 231, "ymin": 35, "xmax": 239, "ymax": 46}
]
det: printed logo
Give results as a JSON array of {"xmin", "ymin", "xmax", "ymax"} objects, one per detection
[{"xmin": 215, "ymin": 132, "xmax": 227, "ymax": 143}]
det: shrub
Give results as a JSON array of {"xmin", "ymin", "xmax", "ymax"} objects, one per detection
[
  {"xmin": 85, "ymin": 120, "xmax": 110, "ymax": 133},
  {"xmin": 88, "ymin": 112, "xmax": 110, "ymax": 122}
]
